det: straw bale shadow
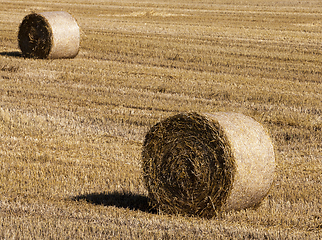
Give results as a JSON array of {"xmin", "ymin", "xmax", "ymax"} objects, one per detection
[
  {"xmin": 73, "ymin": 191, "xmax": 157, "ymax": 214},
  {"xmin": 0, "ymin": 51, "xmax": 23, "ymax": 58}
]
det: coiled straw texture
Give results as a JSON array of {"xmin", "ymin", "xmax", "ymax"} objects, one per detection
[
  {"xmin": 142, "ymin": 112, "xmax": 275, "ymax": 218},
  {"xmin": 18, "ymin": 11, "xmax": 80, "ymax": 59}
]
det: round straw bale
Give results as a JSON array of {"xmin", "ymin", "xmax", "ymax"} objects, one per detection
[
  {"xmin": 18, "ymin": 11, "xmax": 80, "ymax": 59},
  {"xmin": 142, "ymin": 112, "xmax": 275, "ymax": 218}
]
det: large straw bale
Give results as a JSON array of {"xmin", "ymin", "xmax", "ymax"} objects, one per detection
[
  {"xmin": 18, "ymin": 11, "xmax": 80, "ymax": 59},
  {"xmin": 142, "ymin": 112, "xmax": 275, "ymax": 218}
]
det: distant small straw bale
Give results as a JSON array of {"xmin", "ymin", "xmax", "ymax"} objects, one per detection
[
  {"xmin": 142, "ymin": 112, "xmax": 275, "ymax": 218},
  {"xmin": 18, "ymin": 11, "xmax": 80, "ymax": 59}
]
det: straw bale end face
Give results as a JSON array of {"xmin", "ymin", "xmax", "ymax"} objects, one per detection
[
  {"xmin": 18, "ymin": 11, "xmax": 80, "ymax": 59},
  {"xmin": 142, "ymin": 112, "xmax": 275, "ymax": 218}
]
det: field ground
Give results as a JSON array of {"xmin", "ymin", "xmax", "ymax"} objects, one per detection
[{"xmin": 0, "ymin": 0, "xmax": 322, "ymax": 239}]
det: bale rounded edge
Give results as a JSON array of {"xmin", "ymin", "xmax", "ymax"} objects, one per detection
[
  {"xmin": 204, "ymin": 112, "xmax": 276, "ymax": 212},
  {"xmin": 18, "ymin": 11, "xmax": 80, "ymax": 59},
  {"xmin": 142, "ymin": 112, "xmax": 275, "ymax": 218}
]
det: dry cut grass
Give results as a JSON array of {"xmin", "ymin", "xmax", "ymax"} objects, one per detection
[{"xmin": 0, "ymin": 0, "xmax": 322, "ymax": 239}]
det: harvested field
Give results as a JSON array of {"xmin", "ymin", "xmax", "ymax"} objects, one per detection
[{"xmin": 0, "ymin": 0, "xmax": 322, "ymax": 239}]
